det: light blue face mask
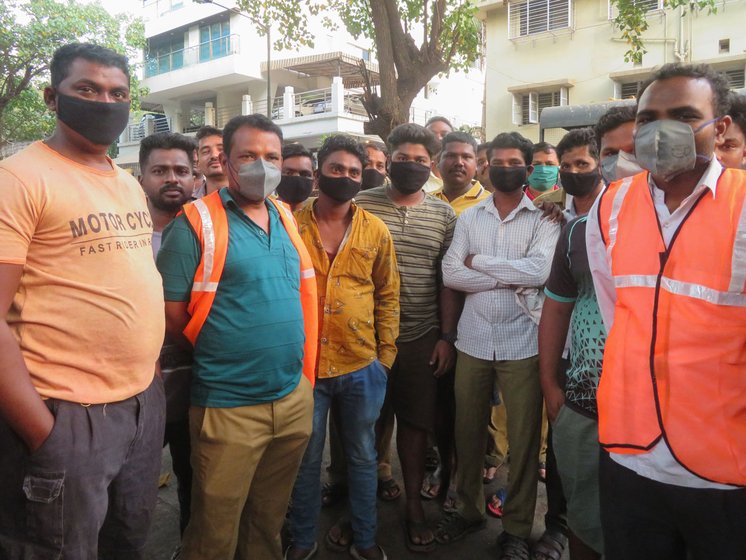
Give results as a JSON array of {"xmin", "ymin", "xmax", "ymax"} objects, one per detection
[
  {"xmin": 634, "ymin": 118, "xmax": 717, "ymax": 181},
  {"xmin": 527, "ymin": 165, "xmax": 559, "ymax": 192}
]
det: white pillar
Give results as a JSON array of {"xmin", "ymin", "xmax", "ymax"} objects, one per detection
[
  {"xmin": 204, "ymin": 101, "xmax": 215, "ymax": 126},
  {"xmin": 331, "ymin": 76, "xmax": 344, "ymax": 115},
  {"xmin": 283, "ymin": 86, "xmax": 295, "ymax": 120},
  {"xmin": 242, "ymin": 94, "xmax": 253, "ymax": 115}
]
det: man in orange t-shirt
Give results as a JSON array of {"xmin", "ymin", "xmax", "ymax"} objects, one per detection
[{"xmin": 0, "ymin": 43, "xmax": 165, "ymax": 559}]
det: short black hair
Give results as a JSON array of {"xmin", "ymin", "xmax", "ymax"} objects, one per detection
[
  {"xmin": 442, "ymin": 131, "xmax": 477, "ymax": 153},
  {"xmin": 594, "ymin": 105, "xmax": 636, "ymax": 151},
  {"xmin": 387, "ymin": 123, "xmax": 441, "ymax": 158},
  {"xmin": 637, "ymin": 63, "xmax": 732, "ymax": 117},
  {"xmin": 556, "ymin": 127, "xmax": 599, "ymax": 162},
  {"xmin": 51, "ymin": 43, "xmax": 130, "ymax": 88},
  {"xmin": 139, "ymin": 132, "xmax": 197, "ymax": 170},
  {"xmin": 531, "ymin": 141, "xmax": 557, "ymax": 159},
  {"xmin": 425, "ymin": 116, "xmax": 453, "ymax": 130},
  {"xmin": 282, "ymin": 142, "xmax": 313, "ymax": 161},
  {"xmin": 317, "ymin": 135, "xmax": 368, "ymax": 170},
  {"xmin": 488, "ymin": 132, "xmax": 533, "ymax": 165},
  {"xmin": 222, "ymin": 114, "xmax": 283, "ymax": 157},
  {"xmin": 477, "ymin": 142, "xmax": 491, "ymax": 153},
  {"xmin": 196, "ymin": 126, "xmax": 223, "ymax": 142},
  {"xmin": 360, "ymin": 139, "xmax": 389, "ymax": 157},
  {"xmin": 727, "ymin": 92, "xmax": 746, "ymax": 136}
]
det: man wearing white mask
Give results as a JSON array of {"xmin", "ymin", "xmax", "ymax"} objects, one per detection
[
  {"xmin": 156, "ymin": 114, "xmax": 318, "ymax": 560},
  {"xmin": 587, "ymin": 63, "xmax": 746, "ymax": 559},
  {"xmin": 596, "ymin": 105, "xmax": 642, "ymax": 185}
]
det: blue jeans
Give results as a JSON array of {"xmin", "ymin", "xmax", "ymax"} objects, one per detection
[{"xmin": 289, "ymin": 361, "xmax": 388, "ymax": 550}]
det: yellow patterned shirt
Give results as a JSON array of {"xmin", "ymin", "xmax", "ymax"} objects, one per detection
[{"xmin": 295, "ymin": 201, "xmax": 400, "ymax": 378}]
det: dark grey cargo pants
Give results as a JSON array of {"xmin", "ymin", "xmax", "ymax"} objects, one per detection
[{"xmin": 0, "ymin": 376, "xmax": 165, "ymax": 560}]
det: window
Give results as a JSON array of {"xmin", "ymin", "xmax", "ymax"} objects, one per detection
[
  {"xmin": 614, "ymin": 80, "xmax": 643, "ymax": 99},
  {"xmin": 719, "ymin": 39, "xmax": 730, "ymax": 54},
  {"xmin": 508, "ymin": 0, "xmax": 571, "ymax": 39},
  {"xmin": 609, "ymin": 0, "xmax": 662, "ymax": 19},
  {"xmin": 145, "ymin": 34, "xmax": 185, "ymax": 77},
  {"xmin": 199, "ymin": 19, "xmax": 230, "ymax": 62},
  {"xmin": 512, "ymin": 87, "xmax": 568, "ymax": 125},
  {"xmin": 725, "ymin": 69, "xmax": 745, "ymax": 89}
]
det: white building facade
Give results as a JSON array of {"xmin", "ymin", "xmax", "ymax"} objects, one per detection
[{"xmin": 478, "ymin": 0, "xmax": 746, "ymax": 143}]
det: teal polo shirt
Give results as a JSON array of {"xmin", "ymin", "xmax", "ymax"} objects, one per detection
[{"xmin": 156, "ymin": 188, "xmax": 305, "ymax": 407}]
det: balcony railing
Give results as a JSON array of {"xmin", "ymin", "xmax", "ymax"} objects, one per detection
[
  {"xmin": 120, "ymin": 113, "xmax": 172, "ymax": 144},
  {"xmin": 144, "ymin": 34, "xmax": 240, "ymax": 78}
]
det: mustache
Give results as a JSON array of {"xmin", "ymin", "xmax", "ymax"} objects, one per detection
[{"xmin": 159, "ymin": 183, "xmax": 185, "ymax": 195}]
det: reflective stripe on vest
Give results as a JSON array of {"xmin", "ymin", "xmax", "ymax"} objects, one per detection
[
  {"xmin": 597, "ymin": 169, "xmax": 746, "ymax": 486},
  {"xmin": 191, "ymin": 198, "xmax": 219, "ymax": 293}
]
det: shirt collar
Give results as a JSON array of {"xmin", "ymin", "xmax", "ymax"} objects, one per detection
[
  {"xmin": 648, "ymin": 157, "xmax": 723, "ymax": 199},
  {"xmin": 480, "ymin": 192, "xmax": 538, "ymax": 218},
  {"xmin": 434, "ymin": 181, "xmax": 485, "ymax": 201}
]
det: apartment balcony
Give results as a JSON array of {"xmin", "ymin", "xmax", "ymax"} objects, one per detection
[
  {"xmin": 142, "ymin": 34, "xmax": 263, "ymax": 103},
  {"xmin": 142, "ymin": 0, "xmax": 232, "ymax": 39}
]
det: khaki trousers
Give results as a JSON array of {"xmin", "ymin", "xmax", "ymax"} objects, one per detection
[
  {"xmin": 182, "ymin": 377, "xmax": 313, "ymax": 560},
  {"xmin": 455, "ymin": 352, "xmax": 542, "ymax": 539}
]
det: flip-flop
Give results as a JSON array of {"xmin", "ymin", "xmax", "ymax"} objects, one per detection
[
  {"xmin": 284, "ymin": 542, "xmax": 318, "ymax": 560},
  {"xmin": 325, "ymin": 518, "xmax": 353, "ymax": 552},
  {"xmin": 377, "ymin": 478, "xmax": 402, "ymax": 501},
  {"xmin": 420, "ymin": 471, "xmax": 441, "ymax": 500},
  {"xmin": 483, "ymin": 465, "xmax": 498, "ymax": 484},
  {"xmin": 405, "ymin": 519, "xmax": 436, "ymax": 553},
  {"xmin": 487, "ymin": 488, "xmax": 507, "ymax": 518},
  {"xmin": 349, "ymin": 545, "xmax": 387, "ymax": 560}
]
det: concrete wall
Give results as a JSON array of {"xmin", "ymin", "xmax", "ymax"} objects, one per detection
[{"xmin": 482, "ymin": 0, "xmax": 746, "ymax": 142}]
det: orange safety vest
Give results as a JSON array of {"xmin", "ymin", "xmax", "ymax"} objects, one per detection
[
  {"xmin": 596, "ymin": 168, "xmax": 746, "ymax": 486},
  {"xmin": 181, "ymin": 191, "xmax": 318, "ymax": 387}
]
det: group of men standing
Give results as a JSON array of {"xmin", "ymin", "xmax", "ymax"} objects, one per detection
[{"xmin": 1, "ymin": 41, "xmax": 745, "ymax": 560}]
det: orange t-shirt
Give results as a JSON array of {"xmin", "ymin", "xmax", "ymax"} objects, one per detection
[{"xmin": 0, "ymin": 142, "xmax": 165, "ymax": 403}]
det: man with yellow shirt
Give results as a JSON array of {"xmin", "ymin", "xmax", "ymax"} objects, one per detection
[
  {"xmin": 287, "ymin": 135, "xmax": 400, "ymax": 560},
  {"xmin": 433, "ymin": 131, "xmax": 490, "ymax": 215},
  {"xmin": 0, "ymin": 43, "xmax": 165, "ymax": 559}
]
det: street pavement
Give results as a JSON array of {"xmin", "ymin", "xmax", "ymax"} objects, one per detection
[{"xmin": 146, "ymin": 438, "xmax": 568, "ymax": 560}]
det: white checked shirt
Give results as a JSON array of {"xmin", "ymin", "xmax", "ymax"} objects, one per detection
[{"xmin": 442, "ymin": 195, "xmax": 560, "ymax": 360}]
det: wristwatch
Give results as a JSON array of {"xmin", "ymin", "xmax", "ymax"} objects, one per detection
[{"xmin": 440, "ymin": 332, "xmax": 457, "ymax": 344}]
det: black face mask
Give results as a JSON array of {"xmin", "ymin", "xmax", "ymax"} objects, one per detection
[
  {"xmin": 559, "ymin": 169, "xmax": 602, "ymax": 197},
  {"xmin": 317, "ymin": 174, "xmax": 361, "ymax": 202},
  {"xmin": 389, "ymin": 161, "xmax": 431, "ymax": 194},
  {"xmin": 276, "ymin": 175, "xmax": 314, "ymax": 204},
  {"xmin": 361, "ymin": 168, "xmax": 386, "ymax": 190},
  {"xmin": 55, "ymin": 92, "xmax": 131, "ymax": 146},
  {"xmin": 489, "ymin": 166, "xmax": 528, "ymax": 193}
]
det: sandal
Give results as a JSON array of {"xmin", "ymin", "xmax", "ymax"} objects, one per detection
[
  {"xmin": 405, "ymin": 519, "xmax": 436, "ymax": 553},
  {"xmin": 325, "ymin": 517, "xmax": 353, "ymax": 552},
  {"xmin": 442, "ymin": 487, "xmax": 458, "ymax": 513},
  {"xmin": 349, "ymin": 545, "xmax": 387, "ymax": 560},
  {"xmin": 284, "ymin": 542, "xmax": 319, "ymax": 560},
  {"xmin": 497, "ymin": 532, "xmax": 530, "ymax": 560},
  {"xmin": 321, "ymin": 481, "xmax": 348, "ymax": 508},
  {"xmin": 486, "ymin": 488, "xmax": 507, "ymax": 518},
  {"xmin": 434, "ymin": 512, "xmax": 485, "ymax": 544},
  {"xmin": 483, "ymin": 464, "xmax": 498, "ymax": 484},
  {"xmin": 420, "ymin": 471, "xmax": 441, "ymax": 500},
  {"xmin": 377, "ymin": 478, "xmax": 401, "ymax": 501},
  {"xmin": 531, "ymin": 529, "xmax": 567, "ymax": 560}
]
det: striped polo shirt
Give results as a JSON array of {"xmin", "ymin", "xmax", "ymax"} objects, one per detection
[{"xmin": 356, "ymin": 186, "xmax": 456, "ymax": 342}]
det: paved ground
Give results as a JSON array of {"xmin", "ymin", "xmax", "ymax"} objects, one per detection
[{"xmin": 146, "ymin": 438, "xmax": 567, "ymax": 560}]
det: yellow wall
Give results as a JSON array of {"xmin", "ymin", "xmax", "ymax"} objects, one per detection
[{"xmin": 482, "ymin": 0, "xmax": 746, "ymax": 141}]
